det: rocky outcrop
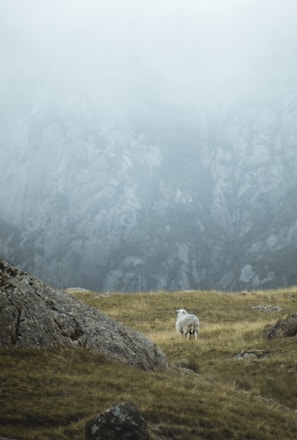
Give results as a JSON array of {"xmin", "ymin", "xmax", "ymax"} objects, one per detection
[
  {"xmin": 1, "ymin": 65, "xmax": 297, "ymax": 292},
  {"xmin": 265, "ymin": 314, "xmax": 297, "ymax": 339},
  {"xmin": 85, "ymin": 402, "xmax": 149, "ymax": 440},
  {"xmin": 0, "ymin": 260, "xmax": 167, "ymax": 370}
]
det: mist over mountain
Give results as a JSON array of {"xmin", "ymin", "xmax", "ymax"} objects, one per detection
[{"xmin": 1, "ymin": 0, "xmax": 297, "ymax": 291}]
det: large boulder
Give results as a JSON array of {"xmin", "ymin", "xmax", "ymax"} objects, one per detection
[
  {"xmin": 85, "ymin": 401, "xmax": 149, "ymax": 440},
  {"xmin": 0, "ymin": 260, "xmax": 167, "ymax": 370},
  {"xmin": 265, "ymin": 313, "xmax": 297, "ymax": 339}
]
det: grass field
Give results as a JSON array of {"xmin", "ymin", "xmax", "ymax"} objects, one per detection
[{"xmin": 1, "ymin": 288, "xmax": 297, "ymax": 439}]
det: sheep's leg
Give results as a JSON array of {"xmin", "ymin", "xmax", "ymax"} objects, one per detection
[{"xmin": 194, "ymin": 331, "xmax": 198, "ymax": 340}]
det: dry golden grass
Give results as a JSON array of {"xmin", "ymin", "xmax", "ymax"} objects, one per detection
[{"xmin": 1, "ymin": 287, "xmax": 297, "ymax": 439}]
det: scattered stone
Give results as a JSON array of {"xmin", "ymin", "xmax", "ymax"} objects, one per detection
[
  {"xmin": 178, "ymin": 367, "xmax": 199, "ymax": 378},
  {"xmin": 235, "ymin": 350, "xmax": 268, "ymax": 360},
  {"xmin": 85, "ymin": 401, "xmax": 149, "ymax": 440},
  {"xmin": 0, "ymin": 437, "xmax": 17, "ymax": 440},
  {"xmin": 66, "ymin": 287, "xmax": 90, "ymax": 292},
  {"xmin": 0, "ymin": 260, "xmax": 168, "ymax": 370},
  {"xmin": 251, "ymin": 304, "xmax": 281, "ymax": 312},
  {"xmin": 265, "ymin": 313, "xmax": 297, "ymax": 339}
]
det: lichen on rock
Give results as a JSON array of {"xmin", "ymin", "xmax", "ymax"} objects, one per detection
[
  {"xmin": 0, "ymin": 260, "xmax": 167, "ymax": 370},
  {"xmin": 265, "ymin": 313, "xmax": 297, "ymax": 339}
]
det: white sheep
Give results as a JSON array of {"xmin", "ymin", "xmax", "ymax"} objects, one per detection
[{"xmin": 175, "ymin": 308, "xmax": 200, "ymax": 340}]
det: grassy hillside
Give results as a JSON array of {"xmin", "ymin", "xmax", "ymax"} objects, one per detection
[{"xmin": 1, "ymin": 288, "xmax": 297, "ymax": 439}]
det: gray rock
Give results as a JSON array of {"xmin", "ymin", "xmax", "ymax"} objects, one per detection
[
  {"xmin": 239, "ymin": 265, "xmax": 260, "ymax": 287},
  {"xmin": 0, "ymin": 437, "xmax": 17, "ymax": 440},
  {"xmin": 85, "ymin": 401, "xmax": 149, "ymax": 440},
  {"xmin": 251, "ymin": 304, "xmax": 281, "ymax": 312},
  {"xmin": 235, "ymin": 350, "xmax": 268, "ymax": 360},
  {"xmin": 265, "ymin": 314, "xmax": 297, "ymax": 339},
  {"xmin": 0, "ymin": 260, "xmax": 168, "ymax": 370}
]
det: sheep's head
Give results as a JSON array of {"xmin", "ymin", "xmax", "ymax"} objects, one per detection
[{"xmin": 176, "ymin": 308, "xmax": 188, "ymax": 317}]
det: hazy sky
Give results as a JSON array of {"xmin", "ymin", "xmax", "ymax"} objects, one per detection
[
  {"xmin": 1, "ymin": 0, "xmax": 297, "ymax": 108},
  {"xmin": 2, "ymin": 1, "xmax": 297, "ymax": 67}
]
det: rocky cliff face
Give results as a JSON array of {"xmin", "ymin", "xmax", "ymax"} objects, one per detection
[
  {"xmin": 1, "ymin": 68, "xmax": 297, "ymax": 291},
  {"xmin": 0, "ymin": 259, "xmax": 167, "ymax": 370}
]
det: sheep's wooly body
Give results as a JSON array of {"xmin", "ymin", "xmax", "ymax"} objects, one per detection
[{"xmin": 176, "ymin": 309, "xmax": 200, "ymax": 340}]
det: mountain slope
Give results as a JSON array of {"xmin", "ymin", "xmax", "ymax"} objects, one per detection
[{"xmin": 1, "ymin": 70, "xmax": 297, "ymax": 291}]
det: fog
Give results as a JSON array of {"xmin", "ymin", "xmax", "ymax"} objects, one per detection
[
  {"xmin": 1, "ymin": 0, "xmax": 297, "ymax": 291},
  {"xmin": 2, "ymin": 0, "xmax": 297, "ymax": 101},
  {"xmin": 2, "ymin": 0, "xmax": 296, "ymax": 136}
]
